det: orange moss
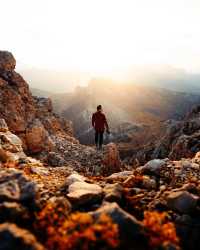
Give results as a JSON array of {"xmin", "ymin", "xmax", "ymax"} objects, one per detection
[
  {"xmin": 35, "ymin": 202, "xmax": 119, "ymax": 250},
  {"xmin": 143, "ymin": 211, "xmax": 179, "ymax": 249}
]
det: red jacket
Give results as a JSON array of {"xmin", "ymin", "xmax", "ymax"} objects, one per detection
[{"xmin": 92, "ymin": 111, "xmax": 109, "ymax": 132}]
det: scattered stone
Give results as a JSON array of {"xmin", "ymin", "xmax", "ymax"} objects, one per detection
[
  {"xmin": 67, "ymin": 181, "xmax": 103, "ymax": 205},
  {"xmin": 47, "ymin": 151, "xmax": 65, "ymax": 167},
  {"xmin": 106, "ymin": 171, "xmax": 133, "ymax": 181},
  {"xmin": 104, "ymin": 183, "xmax": 123, "ymax": 202},
  {"xmin": 166, "ymin": 190, "xmax": 199, "ymax": 213},
  {"xmin": 30, "ymin": 167, "xmax": 49, "ymax": 176},
  {"xmin": 65, "ymin": 173, "xmax": 86, "ymax": 186},
  {"xmin": 142, "ymin": 159, "xmax": 166, "ymax": 175}
]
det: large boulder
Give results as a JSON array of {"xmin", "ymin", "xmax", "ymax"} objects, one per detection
[
  {"xmin": 0, "ymin": 51, "xmax": 16, "ymax": 71},
  {"xmin": 90, "ymin": 202, "xmax": 148, "ymax": 250},
  {"xmin": 0, "ymin": 223, "xmax": 44, "ymax": 250},
  {"xmin": 25, "ymin": 119, "xmax": 54, "ymax": 153}
]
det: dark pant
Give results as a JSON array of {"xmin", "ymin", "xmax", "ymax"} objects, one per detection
[{"xmin": 95, "ymin": 131, "xmax": 104, "ymax": 149}]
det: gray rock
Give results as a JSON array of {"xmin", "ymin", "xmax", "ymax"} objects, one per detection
[
  {"xmin": 166, "ymin": 191, "xmax": 199, "ymax": 213},
  {"xmin": 0, "ymin": 169, "xmax": 37, "ymax": 205},
  {"xmin": 0, "ymin": 223, "xmax": 44, "ymax": 250},
  {"xmin": 67, "ymin": 181, "xmax": 103, "ymax": 205},
  {"xmin": 142, "ymin": 159, "xmax": 166, "ymax": 175}
]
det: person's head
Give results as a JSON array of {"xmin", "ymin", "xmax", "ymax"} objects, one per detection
[{"xmin": 97, "ymin": 105, "xmax": 102, "ymax": 112}]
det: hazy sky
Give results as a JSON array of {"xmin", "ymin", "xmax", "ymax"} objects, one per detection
[{"xmin": 1, "ymin": 0, "xmax": 200, "ymax": 74}]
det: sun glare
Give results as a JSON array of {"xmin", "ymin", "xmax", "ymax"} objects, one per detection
[{"xmin": 1, "ymin": 0, "xmax": 200, "ymax": 74}]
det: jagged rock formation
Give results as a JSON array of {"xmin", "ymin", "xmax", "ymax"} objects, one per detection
[
  {"xmin": 0, "ymin": 51, "xmax": 75, "ymax": 155},
  {"xmin": 132, "ymin": 105, "xmax": 200, "ymax": 165}
]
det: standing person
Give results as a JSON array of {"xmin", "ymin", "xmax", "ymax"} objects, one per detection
[{"xmin": 92, "ymin": 105, "xmax": 110, "ymax": 150}]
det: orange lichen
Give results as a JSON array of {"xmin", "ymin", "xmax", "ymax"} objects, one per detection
[
  {"xmin": 143, "ymin": 211, "xmax": 179, "ymax": 249},
  {"xmin": 35, "ymin": 202, "xmax": 119, "ymax": 250}
]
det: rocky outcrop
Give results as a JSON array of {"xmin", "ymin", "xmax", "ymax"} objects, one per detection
[
  {"xmin": 131, "ymin": 105, "xmax": 200, "ymax": 165},
  {"xmin": 0, "ymin": 51, "xmax": 75, "ymax": 158},
  {"xmin": 0, "ymin": 51, "xmax": 123, "ymax": 173}
]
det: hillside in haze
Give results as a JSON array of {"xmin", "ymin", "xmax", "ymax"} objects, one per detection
[
  {"xmin": 126, "ymin": 65, "xmax": 200, "ymax": 93},
  {"xmin": 26, "ymin": 66, "xmax": 200, "ymax": 94},
  {"xmin": 46, "ymin": 78, "xmax": 200, "ymax": 145}
]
